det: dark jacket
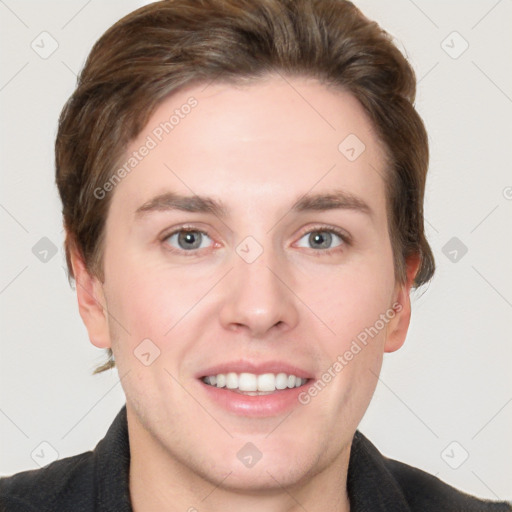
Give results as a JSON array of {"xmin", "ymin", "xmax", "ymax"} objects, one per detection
[{"xmin": 1, "ymin": 404, "xmax": 510, "ymax": 511}]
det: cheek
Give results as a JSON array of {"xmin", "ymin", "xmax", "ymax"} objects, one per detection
[
  {"xmin": 308, "ymin": 253, "xmax": 395, "ymax": 412},
  {"xmin": 311, "ymin": 258, "xmax": 395, "ymax": 346},
  {"xmin": 104, "ymin": 269, "xmax": 191, "ymax": 400},
  {"xmin": 104, "ymin": 253, "xmax": 217, "ymax": 367},
  {"xmin": 306, "ymin": 267, "xmax": 392, "ymax": 429}
]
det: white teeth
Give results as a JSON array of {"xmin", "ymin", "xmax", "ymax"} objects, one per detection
[
  {"xmin": 257, "ymin": 373, "xmax": 276, "ymax": 392},
  {"xmin": 226, "ymin": 372, "xmax": 238, "ymax": 389},
  {"xmin": 275, "ymin": 372, "xmax": 288, "ymax": 390},
  {"xmin": 238, "ymin": 373, "xmax": 257, "ymax": 392},
  {"xmin": 202, "ymin": 372, "xmax": 308, "ymax": 392}
]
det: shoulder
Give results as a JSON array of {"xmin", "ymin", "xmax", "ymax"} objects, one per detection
[
  {"xmin": 0, "ymin": 404, "xmax": 131, "ymax": 512},
  {"xmin": 349, "ymin": 431, "xmax": 512, "ymax": 512},
  {"xmin": 383, "ymin": 452, "xmax": 512, "ymax": 511},
  {"xmin": 0, "ymin": 450, "xmax": 94, "ymax": 512}
]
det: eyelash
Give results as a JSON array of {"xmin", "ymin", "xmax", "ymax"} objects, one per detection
[{"xmin": 160, "ymin": 225, "xmax": 351, "ymax": 257}]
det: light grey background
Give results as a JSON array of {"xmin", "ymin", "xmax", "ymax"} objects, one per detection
[{"xmin": 1, "ymin": 0, "xmax": 511, "ymax": 502}]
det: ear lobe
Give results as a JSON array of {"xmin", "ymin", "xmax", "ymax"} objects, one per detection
[
  {"xmin": 69, "ymin": 242, "xmax": 111, "ymax": 350},
  {"xmin": 384, "ymin": 253, "xmax": 421, "ymax": 353}
]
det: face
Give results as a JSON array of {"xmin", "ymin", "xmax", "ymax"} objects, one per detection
[{"xmin": 74, "ymin": 74, "xmax": 416, "ymax": 493}]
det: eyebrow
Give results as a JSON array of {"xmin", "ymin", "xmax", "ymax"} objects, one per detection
[{"xmin": 134, "ymin": 189, "xmax": 373, "ymax": 219}]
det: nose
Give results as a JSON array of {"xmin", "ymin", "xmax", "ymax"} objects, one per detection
[{"xmin": 218, "ymin": 243, "xmax": 300, "ymax": 338}]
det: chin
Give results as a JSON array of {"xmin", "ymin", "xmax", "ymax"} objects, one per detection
[
  {"xmin": 207, "ymin": 460, "xmax": 313, "ymax": 493},
  {"xmin": 201, "ymin": 441, "xmax": 324, "ymax": 490}
]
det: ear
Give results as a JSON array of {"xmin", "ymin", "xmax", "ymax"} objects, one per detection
[
  {"xmin": 69, "ymin": 242, "xmax": 111, "ymax": 350},
  {"xmin": 384, "ymin": 252, "xmax": 421, "ymax": 353}
]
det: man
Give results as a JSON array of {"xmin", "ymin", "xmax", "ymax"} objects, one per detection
[{"xmin": 1, "ymin": 0, "xmax": 510, "ymax": 510}]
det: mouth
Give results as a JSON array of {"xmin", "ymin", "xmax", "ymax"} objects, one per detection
[
  {"xmin": 195, "ymin": 360, "xmax": 315, "ymax": 416},
  {"xmin": 200, "ymin": 372, "xmax": 312, "ymax": 396}
]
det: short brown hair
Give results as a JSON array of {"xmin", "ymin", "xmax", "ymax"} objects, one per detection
[{"xmin": 55, "ymin": 0, "xmax": 435, "ymax": 374}]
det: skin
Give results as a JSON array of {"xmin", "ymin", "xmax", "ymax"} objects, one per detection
[{"xmin": 71, "ymin": 73, "xmax": 419, "ymax": 512}]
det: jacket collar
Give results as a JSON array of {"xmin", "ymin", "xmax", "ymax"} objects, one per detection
[
  {"xmin": 93, "ymin": 404, "xmax": 133, "ymax": 511},
  {"xmin": 347, "ymin": 430, "xmax": 411, "ymax": 511}
]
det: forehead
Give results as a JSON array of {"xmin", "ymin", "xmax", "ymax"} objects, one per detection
[{"xmin": 108, "ymin": 74, "xmax": 388, "ymax": 222}]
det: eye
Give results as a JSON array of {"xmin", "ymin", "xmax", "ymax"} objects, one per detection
[
  {"xmin": 295, "ymin": 227, "xmax": 349, "ymax": 254},
  {"xmin": 162, "ymin": 228, "xmax": 214, "ymax": 254},
  {"xmin": 161, "ymin": 225, "xmax": 350, "ymax": 256}
]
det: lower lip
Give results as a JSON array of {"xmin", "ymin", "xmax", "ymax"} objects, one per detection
[{"xmin": 198, "ymin": 380, "xmax": 311, "ymax": 417}]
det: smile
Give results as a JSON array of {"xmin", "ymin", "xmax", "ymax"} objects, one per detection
[{"xmin": 201, "ymin": 372, "xmax": 309, "ymax": 394}]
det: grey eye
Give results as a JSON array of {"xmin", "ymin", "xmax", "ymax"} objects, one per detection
[
  {"xmin": 296, "ymin": 230, "xmax": 344, "ymax": 250},
  {"xmin": 165, "ymin": 230, "xmax": 213, "ymax": 251}
]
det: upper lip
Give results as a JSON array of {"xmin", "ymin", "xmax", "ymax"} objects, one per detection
[{"xmin": 196, "ymin": 360, "xmax": 315, "ymax": 380}]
